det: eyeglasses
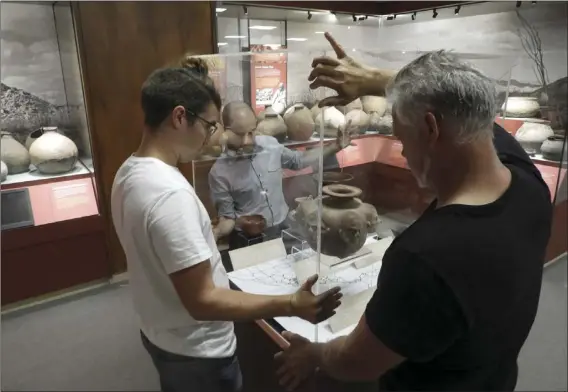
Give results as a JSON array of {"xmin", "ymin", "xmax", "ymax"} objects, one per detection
[{"xmin": 186, "ymin": 109, "xmax": 218, "ymax": 136}]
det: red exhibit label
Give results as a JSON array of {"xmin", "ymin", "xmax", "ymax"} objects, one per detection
[{"xmin": 250, "ymin": 44, "xmax": 287, "ymax": 115}]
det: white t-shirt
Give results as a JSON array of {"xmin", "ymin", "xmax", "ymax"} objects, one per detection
[{"xmin": 111, "ymin": 156, "xmax": 236, "ymax": 358}]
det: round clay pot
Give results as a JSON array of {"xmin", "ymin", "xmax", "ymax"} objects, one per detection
[
  {"xmin": 515, "ymin": 122, "xmax": 554, "ymax": 154},
  {"xmin": 29, "ymin": 130, "xmax": 78, "ymax": 174},
  {"xmin": 283, "ymin": 103, "xmax": 314, "ymax": 141},
  {"xmin": 345, "ymin": 98, "xmax": 363, "ymax": 113},
  {"xmin": 540, "ymin": 135, "xmax": 567, "ymax": 161},
  {"xmin": 240, "ymin": 214, "xmax": 267, "ymax": 237},
  {"xmin": 362, "ymin": 96, "xmax": 387, "ymax": 116},
  {"xmin": 315, "ymin": 107, "xmax": 346, "ymax": 138},
  {"xmin": 502, "ymin": 97, "xmax": 540, "ymax": 118},
  {"xmin": 321, "ymin": 171, "xmax": 354, "ymax": 185},
  {"xmin": 345, "ymin": 109, "xmax": 370, "ymax": 134},
  {"xmin": 1, "ymin": 132, "xmax": 30, "ymax": 174},
  {"xmin": 292, "ymin": 184, "xmax": 379, "ymax": 259},
  {"xmin": 1, "ymin": 160, "xmax": 8, "ymax": 182},
  {"xmin": 257, "ymin": 106, "xmax": 288, "ymax": 143}
]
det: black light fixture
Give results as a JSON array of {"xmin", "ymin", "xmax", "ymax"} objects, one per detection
[
  {"xmin": 243, "ymin": 5, "xmax": 248, "ymax": 15},
  {"xmin": 386, "ymin": 14, "xmax": 395, "ymax": 21},
  {"xmin": 307, "ymin": 11, "xmax": 312, "ymax": 20},
  {"xmin": 331, "ymin": 11, "xmax": 337, "ymax": 15},
  {"xmin": 352, "ymin": 14, "xmax": 357, "ymax": 22},
  {"xmin": 531, "ymin": 1, "xmax": 536, "ymax": 4},
  {"xmin": 432, "ymin": 8, "xmax": 438, "ymax": 18},
  {"xmin": 516, "ymin": 1, "xmax": 522, "ymax": 7},
  {"xmin": 411, "ymin": 11, "xmax": 416, "ymax": 20},
  {"xmin": 455, "ymin": 6, "xmax": 461, "ymax": 15}
]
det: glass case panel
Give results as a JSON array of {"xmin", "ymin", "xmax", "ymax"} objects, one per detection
[
  {"xmin": 192, "ymin": 47, "xmax": 517, "ymax": 343},
  {"xmin": 1, "ymin": 1, "xmax": 94, "ymax": 186},
  {"xmin": 1, "ymin": 1, "xmax": 98, "ymax": 228}
]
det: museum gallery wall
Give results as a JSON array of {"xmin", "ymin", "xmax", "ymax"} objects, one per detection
[
  {"xmin": 1, "ymin": 2, "xmax": 92, "ymax": 181},
  {"xmin": 217, "ymin": 2, "xmax": 567, "ymax": 124}
]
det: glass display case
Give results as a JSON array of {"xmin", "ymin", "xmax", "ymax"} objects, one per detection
[
  {"xmin": 0, "ymin": 1, "xmax": 98, "ymax": 230},
  {"xmin": 189, "ymin": 47, "xmax": 565, "ymax": 344}
]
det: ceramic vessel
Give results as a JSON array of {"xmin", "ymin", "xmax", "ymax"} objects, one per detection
[
  {"xmin": 240, "ymin": 214, "xmax": 267, "ymax": 237},
  {"xmin": 284, "ymin": 103, "xmax": 314, "ymax": 141},
  {"xmin": 362, "ymin": 96, "xmax": 387, "ymax": 116},
  {"xmin": 345, "ymin": 109, "xmax": 370, "ymax": 134},
  {"xmin": 29, "ymin": 129, "xmax": 78, "ymax": 174},
  {"xmin": 25, "ymin": 127, "xmax": 50, "ymax": 150},
  {"xmin": 502, "ymin": 97, "xmax": 540, "ymax": 118},
  {"xmin": 515, "ymin": 122, "xmax": 554, "ymax": 154},
  {"xmin": 315, "ymin": 107, "xmax": 346, "ymax": 138},
  {"xmin": 257, "ymin": 106, "xmax": 288, "ymax": 143},
  {"xmin": 1, "ymin": 132, "xmax": 30, "ymax": 174},
  {"xmin": 540, "ymin": 135, "xmax": 567, "ymax": 161},
  {"xmin": 292, "ymin": 184, "xmax": 379, "ymax": 259},
  {"xmin": 345, "ymin": 98, "xmax": 363, "ymax": 113},
  {"xmin": 1, "ymin": 160, "xmax": 8, "ymax": 182}
]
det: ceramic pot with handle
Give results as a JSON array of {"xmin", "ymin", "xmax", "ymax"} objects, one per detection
[{"xmin": 292, "ymin": 184, "xmax": 379, "ymax": 259}]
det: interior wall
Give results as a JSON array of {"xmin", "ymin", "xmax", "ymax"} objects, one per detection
[{"xmin": 74, "ymin": 1, "xmax": 216, "ymax": 273}]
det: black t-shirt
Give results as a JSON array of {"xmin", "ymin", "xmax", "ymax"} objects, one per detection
[{"xmin": 364, "ymin": 123, "xmax": 553, "ymax": 391}]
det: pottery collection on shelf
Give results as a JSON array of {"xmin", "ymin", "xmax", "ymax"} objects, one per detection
[
  {"xmin": 291, "ymin": 184, "xmax": 379, "ymax": 259},
  {"xmin": 540, "ymin": 135, "xmax": 567, "ymax": 162},
  {"xmin": 514, "ymin": 122, "xmax": 555, "ymax": 154}
]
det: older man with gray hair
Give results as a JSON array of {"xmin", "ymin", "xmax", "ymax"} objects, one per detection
[{"xmin": 275, "ymin": 33, "xmax": 552, "ymax": 391}]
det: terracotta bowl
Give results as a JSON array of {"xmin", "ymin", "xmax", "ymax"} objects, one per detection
[{"xmin": 240, "ymin": 214, "xmax": 267, "ymax": 237}]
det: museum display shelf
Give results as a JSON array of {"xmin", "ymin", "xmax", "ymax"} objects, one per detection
[{"xmin": 1, "ymin": 1, "xmax": 110, "ymax": 307}]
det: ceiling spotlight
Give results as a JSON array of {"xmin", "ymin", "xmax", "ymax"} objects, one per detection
[
  {"xmin": 243, "ymin": 6, "xmax": 248, "ymax": 15},
  {"xmin": 331, "ymin": 11, "xmax": 337, "ymax": 15},
  {"xmin": 432, "ymin": 9, "xmax": 438, "ymax": 18},
  {"xmin": 307, "ymin": 11, "xmax": 312, "ymax": 20},
  {"xmin": 516, "ymin": 1, "xmax": 522, "ymax": 7},
  {"xmin": 455, "ymin": 6, "xmax": 461, "ymax": 15},
  {"xmin": 411, "ymin": 12, "xmax": 416, "ymax": 20},
  {"xmin": 352, "ymin": 14, "xmax": 357, "ymax": 22},
  {"xmin": 531, "ymin": 1, "xmax": 536, "ymax": 4}
]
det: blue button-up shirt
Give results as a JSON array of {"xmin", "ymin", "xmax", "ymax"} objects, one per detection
[{"xmin": 208, "ymin": 136, "xmax": 309, "ymax": 227}]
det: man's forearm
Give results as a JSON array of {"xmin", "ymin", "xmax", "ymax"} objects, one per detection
[
  {"xmin": 310, "ymin": 336, "xmax": 363, "ymax": 381},
  {"xmin": 215, "ymin": 217, "xmax": 236, "ymax": 237},
  {"xmin": 361, "ymin": 68, "xmax": 397, "ymax": 97},
  {"xmin": 301, "ymin": 144, "xmax": 340, "ymax": 168},
  {"xmin": 195, "ymin": 287, "xmax": 293, "ymax": 321}
]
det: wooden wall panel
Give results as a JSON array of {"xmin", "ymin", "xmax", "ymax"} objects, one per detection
[{"xmin": 73, "ymin": 1, "xmax": 216, "ymax": 273}]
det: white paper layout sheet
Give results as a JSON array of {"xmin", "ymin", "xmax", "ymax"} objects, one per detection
[{"xmin": 228, "ymin": 237, "xmax": 385, "ymax": 343}]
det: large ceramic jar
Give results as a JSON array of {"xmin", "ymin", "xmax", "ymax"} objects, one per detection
[
  {"xmin": 362, "ymin": 96, "xmax": 388, "ymax": 116},
  {"xmin": 29, "ymin": 129, "xmax": 78, "ymax": 174},
  {"xmin": 1, "ymin": 160, "xmax": 8, "ymax": 182},
  {"xmin": 540, "ymin": 135, "xmax": 567, "ymax": 161},
  {"xmin": 257, "ymin": 106, "xmax": 288, "ymax": 143},
  {"xmin": 315, "ymin": 107, "xmax": 346, "ymax": 138},
  {"xmin": 345, "ymin": 109, "xmax": 370, "ymax": 134},
  {"xmin": 283, "ymin": 103, "xmax": 314, "ymax": 141},
  {"xmin": 292, "ymin": 184, "xmax": 379, "ymax": 259},
  {"xmin": 1, "ymin": 132, "xmax": 30, "ymax": 174},
  {"xmin": 515, "ymin": 122, "xmax": 554, "ymax": 154},
  {"xmin": 502, "ymin": 97, "xmax": 540, "ymax": 118}
]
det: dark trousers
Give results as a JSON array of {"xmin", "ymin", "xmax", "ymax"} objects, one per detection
[{"xmin": 141, "ymin": 332, "xmax": 242, "ymax": 392}]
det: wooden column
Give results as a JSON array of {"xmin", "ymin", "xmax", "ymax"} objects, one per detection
[{"xmin": 73, "ymin": 1, "xmax": 217, "ymax": 273}]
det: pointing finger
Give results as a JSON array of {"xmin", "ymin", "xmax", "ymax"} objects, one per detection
[{"xmin": 325, "ymin": 32, "xmax": 347, "ymax": 59}]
